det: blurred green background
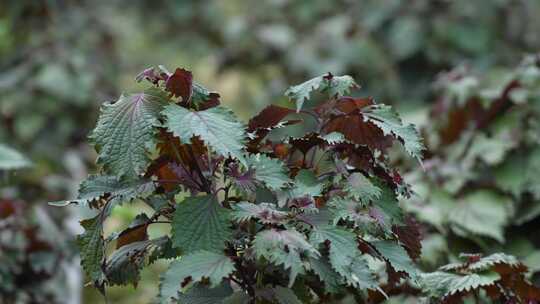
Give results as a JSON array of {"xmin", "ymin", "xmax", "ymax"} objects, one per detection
[{"xmin": 1, "ymin": 0, "xmax": 539, "ymax": 303}]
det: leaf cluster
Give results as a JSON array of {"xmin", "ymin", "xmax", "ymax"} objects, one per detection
[
  {"xmin": 401, "ymin": 55, "xmax": 540, "ymax": 302},
  {"xmin": 407, "ymin": 55, "xmax": 540, "ymax": 250},
  {"xmin": 130, "ymin": 0, "xmax": 540, "ymax": 104},
  {"xmin": 59, "ymin": 67, "xmax": 428, "ymax": 303}
]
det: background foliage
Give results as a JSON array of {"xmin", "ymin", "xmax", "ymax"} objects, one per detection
[
  {"xmin": 406, "ymin": 55, "xmax": 540, "ymax": 283},
  {"xmin": 1, "ymin": 0, "xmax": 540, "ymax": 303}
]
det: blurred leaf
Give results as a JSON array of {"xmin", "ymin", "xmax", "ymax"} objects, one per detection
[
  {"xmin": 0, "ymin": 144, "xmax": 31, "ymax": 170},
  {"xmin": 449, "ymin": 191, "xmax": 510, "ymax": 242}
]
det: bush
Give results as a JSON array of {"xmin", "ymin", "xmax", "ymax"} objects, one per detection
[{"xmin": 55, "ymin": 67, "xmax": 539, "ymax": 303}]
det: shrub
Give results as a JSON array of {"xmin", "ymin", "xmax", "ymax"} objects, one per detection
[{"xmin": 55, "ymin": 67, "xmax": 539, "ymax": 303}]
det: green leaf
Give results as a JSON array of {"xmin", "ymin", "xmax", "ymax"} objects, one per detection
[
  {"xmin": 370, "ymin": 183, "xmax": 404, "ymax": 228},
  {"xmin": 172, "ymin": 195, "xmax": 231, "ymax": 254},
  {"xmin": 105, "ymin": 237, "xmax": 170, "ymax": 286},
  {"xmin": 493, "ymin": 152, "xmax": 527, "ymax": 197},
  {"xmin": 253, "ymin": 228, "xmax": 319, "ymax": 286},
  {"xmin": 149, "ymin": 237, "xmax": 182, "ymax": 264},
  {"xmin": 310, "ymin": 226, "xmax": 377, "ymax": 289},
  {"xmin": 49, "ymin": 175, "xmax": 154, "ymax": 207},
  {"xmin": 309, "ymin": 256, "xmax": 343, "ymax": 294},
  {"xmin": 467, "ymin": 133, "xmax": 513, "ymax": 165},
  {"xmin": 78, "ymin": 215, "xmax": 105, "ymax": 283},
  {"xmin": 296, "ymin": 208, "xmax": 334, "ymax": 227},
  {"xmin": 192, "ymin": 82, "xmax": 219, "ymax": 105},
  {"xmin": 160, "ymin": 251, "xmax": 235, "ymax": 303},
  {"xmin": 449, "ymin": 191, "xmax": 510, "ymax": 242},
  {"xmin": 285, "ymin": 73, "xmax": 358, "ymax": 112},
  {"xmin": 421, "ymin": 271, "xmax": 500, "ymax": 298},
  {"xmin": 328, "ymin": 197, "xmax": 372, "ymax": 227},
  {"xmin": 371, "ymin": 240, "xmax": 418, "ymax": 279},
  {"xmin": 344, "ymin": 173, "xmax": 381, "ymax": 204},
  {"xmin": 176, "ymin": 283, "xmax": 234, "ymax": 304},
  {"xmin": 287, "ymin": 169, "xmax": 324, "ymax": 199},
  {"xmin": 495, "ymin": 149, "xmax": 540, "ymax": 224},
  {"xmin": 0, "ymin": 144, "xmax": 31, "ymax": 170},
  {"xmin": 163, "ymin": 104, "xmax": 246, "ymax": 163},
  {"xmin": 246, "ymin": 153, "xmax": 291, "ymax": 190},
  {"xmin": 231, "ymin": 202, "xmax": 288, "ymax": 224},
  {"xmin": 361, "ymin": 104, "xmax": 424, "ymax": 161},
  {"xmin": 90, "ymin": 88, "xmax": 168, "ymax": 177},
  {"xmin": 343, "ymin": 255, "xmax": 379, "ymax": 290},
  {"xmin": 310, "ymin": 226, "xmax": 357, "ymax": 269},
  {"xmin": 105, "ymin": 240, "xmax": 149, "ymax": 286}
]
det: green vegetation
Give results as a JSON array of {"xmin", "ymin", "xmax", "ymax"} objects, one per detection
[
  {"xmin": 406, "ymin": 55, "xmax": 540, "ymax": 284},
  {"xmin": 1, "ymin": 1, "xmax": 540, "ymax": 303},
  {"xmin": 57, "ymin": 68, "xmax": 540, "ymax": 303}
]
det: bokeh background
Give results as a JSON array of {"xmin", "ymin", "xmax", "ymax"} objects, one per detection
[{"xmin": 1, "ymin": 0, "xmax": 540, "ymax": 303}]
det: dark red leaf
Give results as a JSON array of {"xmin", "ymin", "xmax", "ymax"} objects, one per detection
[
  {"xmin": 434, "ymin": 77, "xmax": 521, "ymax": 145},
  {"xmin": 248, "ymin": 105, "xmax": 295, "ymax": 132},
  {"xmin": 247, "ymin": 105, "xmax": 299, "ymax": 151},
  {"xmin": 322, "ymin": 97, "xmax": 393, "ymax": 153},
  {"xmin": 476, "ymin": 79, "xmax": 521, "ymax": 129},
  {"xmin": 392, "ymin": 217, "xmax": 422, "ymax": 260},
  {"xmin": 289, "ymin": 133, "xmax": 326, "ymax": 155},
  {"xmin": 165, "ymin": 68, "xmax": 193, "ymax": 103},
  {"xmin": 336, "ymin": 143, "xmax": 374, "ymax": 171},
  {"xmin": 334, "ymin": 96, "xmax": 373, "ymax": 114},
  {"xmin": 157, "ymin": 166, "xmax": 177, "ymax": 191},
  {"xmin": 116, "ymin": 222, "xmax": 149, "ymax": 249},
  {"xmin": 386, "ymin": 261, "xmax": 407, "ymax": 286},
  {"xmin": 436, "ymin": 98, "xmax": 484, "ymax": 145},
  {"xmin": 198, "ymin": 92, "xmax": 221, "ymax": 110}
]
